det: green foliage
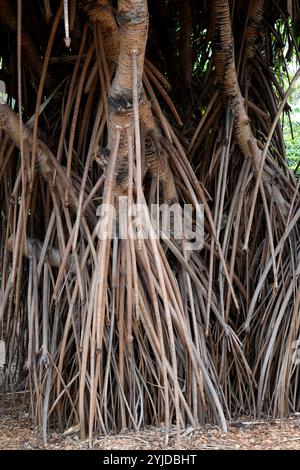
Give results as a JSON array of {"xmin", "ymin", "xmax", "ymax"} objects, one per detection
[
  {"xmin": 283, "ymin": 76, "xmax": 300, "ymax": 173},
  {"xmin": 284, "ymin": 118, "xmax": 300, "ymax": 172}
]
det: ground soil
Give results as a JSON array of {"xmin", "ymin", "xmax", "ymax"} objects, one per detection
[{"xmin": 1, "ymin": 394, "xmax": 300, "ymax": 450}]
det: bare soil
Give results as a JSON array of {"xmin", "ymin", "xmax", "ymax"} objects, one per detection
[{"xmin": 1, "ymin": 394, "xmax": 300, "ymax": 450}]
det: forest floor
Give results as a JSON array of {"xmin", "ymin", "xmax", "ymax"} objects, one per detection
[{"xmin": 1, "ymin": 394, "xmax": 300, "ymax": 450}]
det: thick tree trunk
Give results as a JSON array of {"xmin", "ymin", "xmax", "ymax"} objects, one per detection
[
  {"xmin": 245, "ymin": 0, "xmax": 265, "ymax": 61},
  {"xmin": 108, "ymin": 0, "xmax": 149, "ymax": 191},
  {"xmin": 82, "ymin": 0, "xmax": 119, "ymax": 65},
  {"xmin": 211, "ymin": 0, "xmax": 288, "ymax": 213}
]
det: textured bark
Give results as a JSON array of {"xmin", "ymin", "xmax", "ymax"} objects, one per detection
[
  {"xmin": 245, "ymin": 0, "xmax": 265, "ymax": 60},
  {"xmin": 106, "ymin": 0, "xmax": 149, "ymax": 192},
  {"xmin": 211, "ymin": 0, "xmax": 262, "ymax": 171},
  {"xmin": 83, "ymin": 0, "xmax": 164, "ymax": 190},
  {"xmin": 81, "ymin": 0, "xmax": 119, "ymax": 64},
  {"xmin": 211, "ymin": 0, "xmax": 289, "ymax": 215}
]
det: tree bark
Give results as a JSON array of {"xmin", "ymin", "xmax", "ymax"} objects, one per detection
[{"xmin": 211, "ymin": 0, "xmax": 288, "ymax": 213}]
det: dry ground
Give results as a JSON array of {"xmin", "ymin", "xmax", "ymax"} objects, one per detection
[{"xmin": 1, "ymin": 394, "xmax": 300, "ymax": 450}]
